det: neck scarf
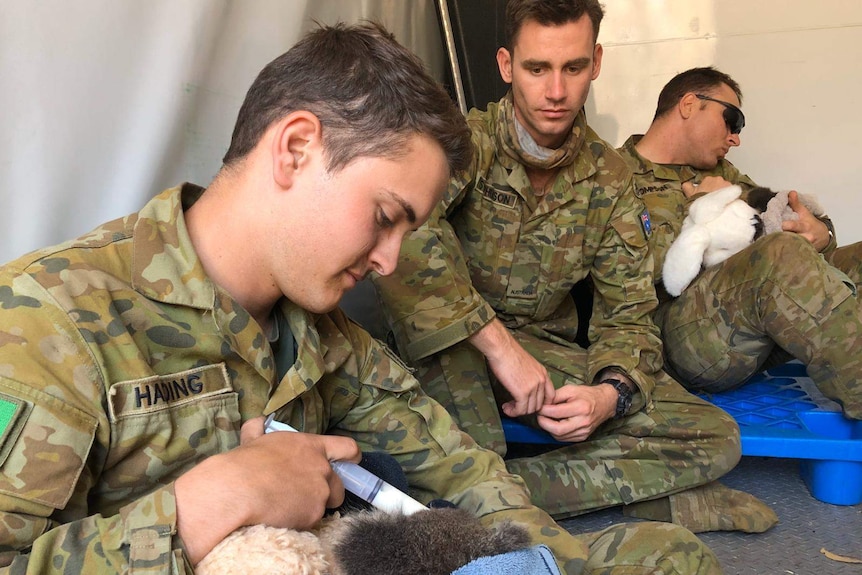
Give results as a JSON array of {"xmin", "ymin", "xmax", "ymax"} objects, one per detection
[{"xmin": 496, "ymin": 92, "xmax": 586, "ymax": 171}]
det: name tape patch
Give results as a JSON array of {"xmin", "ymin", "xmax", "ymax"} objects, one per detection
[
  {"xmin": 108, "ymin": 363, "xmax": 231, "ymax": 420},
  {"xmin": 478, "ymin": 179, "xmax": 518, "ymax": 208}
]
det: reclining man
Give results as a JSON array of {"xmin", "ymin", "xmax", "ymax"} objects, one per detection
[
  {"xmin": 375, "ymin": 0, "xmax": 776, "ymax": 534},
  {"xmin": 618, "ymin": 66, "xmax": 862, "ymax": 420},
  {"xmin": 0, "ymin": 21, "xmax": 723, "ymax": 575}
]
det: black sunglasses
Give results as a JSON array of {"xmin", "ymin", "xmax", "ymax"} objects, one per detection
[{"xmin": 695, "ymin": 94, "xmax": 745, "ymax": 134}]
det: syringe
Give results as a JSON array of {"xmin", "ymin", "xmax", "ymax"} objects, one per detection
[{"xmin": 263, "ymin": 414, "xmax": 427, "ymax": 515}]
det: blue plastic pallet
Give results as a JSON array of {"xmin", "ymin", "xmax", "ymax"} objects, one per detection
[{"xmin": 502, "ymin": 362, "xmax": 862, "ymax": 506}]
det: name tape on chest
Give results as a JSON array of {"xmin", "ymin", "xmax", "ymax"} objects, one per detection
[
  {"xmin": 477, "ymin": 179, "xmax": 518, "ymax": 208},
  {"xmin": 108, "ymin": 363, "xmax": 231, "ymax": 420},
  {"xmin": 635, "ymin": 182, "xmax": 674, "ymax": 197}
]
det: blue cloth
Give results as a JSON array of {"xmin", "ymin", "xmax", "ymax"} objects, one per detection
[{"xmin": 451, "ymin": 544, "xmax": 562, "ymax": 575}]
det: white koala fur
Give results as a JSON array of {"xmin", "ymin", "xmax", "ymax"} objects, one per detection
[{"xmin": 662, "ymin": 185, "xmax": 759, "ymax": 297}]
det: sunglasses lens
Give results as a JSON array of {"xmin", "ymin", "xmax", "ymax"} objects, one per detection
[{"xmin": 723, "ymin": 107, "xmax": 745, "ymax": 134}]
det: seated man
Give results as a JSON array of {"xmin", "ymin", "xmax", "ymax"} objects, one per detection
[
  {"xmin": 0, "ymin": 21, "xmax": 722, "ymax": 575},
  {"xmin": 618, "ymin": 66, "xmax": 862, "ymax": 420},
  {"xmin": 375, "ymin": 0, "xmax": 775, "ymax": 535}
]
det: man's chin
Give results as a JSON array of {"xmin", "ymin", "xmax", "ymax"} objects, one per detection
[
  {"xmin": 693, "ymin": 158, "xmax": 721, "ymax": 170},
  {"xmin": 301, "ymin": 292, "xmax": 343, "ymax": 315}
]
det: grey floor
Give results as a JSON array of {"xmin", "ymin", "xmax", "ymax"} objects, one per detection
[{"xmin": 558, "ymin": 456, "xmax": 862, "ymax": 575}]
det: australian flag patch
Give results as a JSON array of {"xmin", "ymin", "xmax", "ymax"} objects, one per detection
[{"xmin": 640, "ymin": 208, "xmax": 652, "ymax": 239}]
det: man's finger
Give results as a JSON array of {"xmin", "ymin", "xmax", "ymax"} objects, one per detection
[{"xmin": 240, "ymin": 416, "xmax": 266, "ymax": 443}]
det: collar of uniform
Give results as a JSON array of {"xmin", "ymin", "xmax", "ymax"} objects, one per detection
[
  {"xmin": 131, "ymin": 184, "xmax": 216, "ymax": 309},
  {"xmin": 263, "ymin": 299, "xmax": 328, "ymax": 413},
  {"xmin": 492, "ymin": 95, "xmax": 590, "ymax": 171},
  {"xmin": 491, "ymin": 99, "xmax": 599, "ymax": 205},
  {"xmin": 621, "ymin": 135, "xmax": 698, "ymax": 185}
]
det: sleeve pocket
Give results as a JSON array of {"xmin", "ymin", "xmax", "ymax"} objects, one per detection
[{"xmin": 0, "ymin": 377, "xmax": 97, "ymax": 509}]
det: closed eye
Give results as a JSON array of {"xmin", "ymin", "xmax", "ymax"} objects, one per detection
[{"xmin": 378, "ymin": 208, "xmax": 394, "ymax": 229}]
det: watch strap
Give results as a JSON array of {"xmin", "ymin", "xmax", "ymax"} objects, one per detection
[{"xmin": 601, "ymin": 378, "xmax": 633, "ymax": 419}]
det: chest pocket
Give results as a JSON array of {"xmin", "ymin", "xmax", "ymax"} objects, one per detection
[
  {"xmin": 638, "ymin": 185, "xmax": 685, "ymax": 278},
  {"xmin": 101, "ymin": 363, "xmax": 240, "ymax": 510},
  {"xmin": 508, "ymin": 216, "xmax": 583, "ymax": 319},
  {"xmin": 455, "ymin": 179, "xmax": 522, "ymax": 304}
]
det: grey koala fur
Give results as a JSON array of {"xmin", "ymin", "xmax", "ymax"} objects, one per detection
[
  {"xmin": 746, "ymin": 186, "xmax": 825, "ymax": 237},
  {"xmin": 325, "ymin": 507, "xmax": 531, "ymax": 575}
]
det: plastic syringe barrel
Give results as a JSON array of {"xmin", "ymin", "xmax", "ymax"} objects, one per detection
[{"xmin": 263, "ymin": 415, "xmax": 427, "ymax": 515}]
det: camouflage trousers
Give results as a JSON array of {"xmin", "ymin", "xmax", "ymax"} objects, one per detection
[
  {"xmin": 656, "ymin": 233, "xmax": 862, "ymax": 419},
  {"xmin": 414, "ymin": 334, "xmax": 741, "ymax": 519},
  {"xmin": 548, "ymin": 519, "xmax": 722, "ymax": 574}
]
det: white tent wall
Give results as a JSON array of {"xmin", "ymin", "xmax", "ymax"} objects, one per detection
[
  {"xmin": 0, "ymin": 0, "xmax": 444, "ymax": 264},
  {"xmin": 590, "ymin": 1, "xmax": 862, "ymax": 249},
  {"xmin": 2, "ymin": 0, "xmax": 861, "ymax": 266}
]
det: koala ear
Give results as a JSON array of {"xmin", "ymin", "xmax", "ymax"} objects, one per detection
[
  {"xmin": 662, "ymin": 224, "xmax": 712, "ymax": 296},
  {"xmin": 745, "ymin": 186, "xmax": 776, "ymax": 213}
]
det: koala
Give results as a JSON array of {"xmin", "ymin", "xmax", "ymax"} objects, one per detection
[
  {"xmin": 324, "ymin": 507, "xmax": 532, "ymax": 575},
  {"xmin": 661, "ymin": 184, "xmax": 826, "ymax": 297},
  {"xmin": 196, "ymin": 507, "xmax": 532, "ymax": 575}
]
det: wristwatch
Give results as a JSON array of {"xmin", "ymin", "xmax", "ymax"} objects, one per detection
[{"xmin": 601, "ymin": 378, "xmax": 633, "ymax": 419}]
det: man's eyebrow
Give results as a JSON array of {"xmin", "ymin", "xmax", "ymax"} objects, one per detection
[
  {"xmin": 385, "ymin": 190, "xmax": 416, "ymax": 224},
  {"xmin": 521, "ymin": 58, "xmax": 550, "ymax": 69},
  {"xmin": 521, "ymin": 57, "xmax": 591, "ymax": 69}
]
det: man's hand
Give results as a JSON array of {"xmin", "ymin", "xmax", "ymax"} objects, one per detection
[
  {"xmin": 681, "ymin": 175, "xmax": 733, "ymax": 198},
  {"xmin": 469, "ymin": 319, "xmax": 555, "ymax": 417},
  {"xmin": 175, "ymin": 417, "xmax": 361, "ymax": 565},
  {"xmin": 782, "ymin": 190, "xmax": 831, "ymax": 251},
  {"xmin": 535, "ymin": 383, "xmax": 617, "ymax": 442}
]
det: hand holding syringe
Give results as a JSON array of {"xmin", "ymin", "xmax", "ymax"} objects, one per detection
[{"xmin": 263, "ymin": 414, "xmax": 427, "ymax": 515}]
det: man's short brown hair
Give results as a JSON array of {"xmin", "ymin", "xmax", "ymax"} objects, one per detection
[
  {"xmin": 653, "ymin": 66, "xmax": 743, "ymax": 121},
  {"xmin": 505, "ymin": 0, "xmax": 605, "ymax": 50},
  {"xmin": 223, "ymin": 22, "xmax": 472, "ymax": 177}
]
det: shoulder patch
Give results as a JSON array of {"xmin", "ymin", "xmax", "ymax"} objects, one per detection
[
  {"xmin": 0, "ymin": 393, "xmax": 28, "ymax": 455},
  {"xmin": 640, "ymin": 208, "xmax": 653, "ymax": 239}
]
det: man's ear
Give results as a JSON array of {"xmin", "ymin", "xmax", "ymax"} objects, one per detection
[
  {"xmin": 271, "ymin": 111, "xmax": 323, "ymax": 189},
  {"xmin": 496, "ymin": 47, "xmax": 513, "ymax": 84},
  {"xmin": 591, "ymin": 43, "xmax": 603, "ymax": 80},
  {"xmin": 679, "ymin": 92, "xmax": 698, "ymax": 120}
]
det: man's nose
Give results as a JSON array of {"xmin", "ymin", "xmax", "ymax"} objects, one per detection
[
  {"xmin": 546, "ymin": 72, "xmax": 566, "ymax": 101},
  {"xmin": 369, "ymin": 234, "xmax": 402, "ymax": 277}
]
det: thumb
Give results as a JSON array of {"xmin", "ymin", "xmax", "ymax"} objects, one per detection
[
  {"xmin": 240, "ymin": 416, "xmax": 266, "ymax": 444},
  {"xmin": 787, "ymin": 190, "xmax": 809, "ymax": 215}
]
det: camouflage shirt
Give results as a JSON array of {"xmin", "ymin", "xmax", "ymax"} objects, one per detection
[
  {"xmin": 375, "ymin": 97, "xmax": 664, "ymax": 400},
  {"xmin": 0, "ymin": 185, "xmax": 574, "ymax": 574},
  {"xmin": 617, "ymin": 135, "xmax": 837, "ymax": 285}
]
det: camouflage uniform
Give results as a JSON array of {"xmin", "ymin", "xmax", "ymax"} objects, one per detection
[
  {"xmin": 619, "ymin": 135, "xmax": 862, "ymax": 419},
  {"xmin": 374, "ymin": 94, "xmax": 740, "ymax": 519},
  {"xmin": 0, "ymin": 184, "xmax": 722, "ymax": 574}
]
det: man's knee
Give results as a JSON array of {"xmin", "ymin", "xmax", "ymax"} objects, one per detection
[{"xmin": 583, "ymin": 521, "xmax": 722, "ymax": 575}]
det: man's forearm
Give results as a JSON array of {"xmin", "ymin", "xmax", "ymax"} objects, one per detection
[{"xmin": 467, "ymin": 317, "xmax": 514, "ymax": 361}]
